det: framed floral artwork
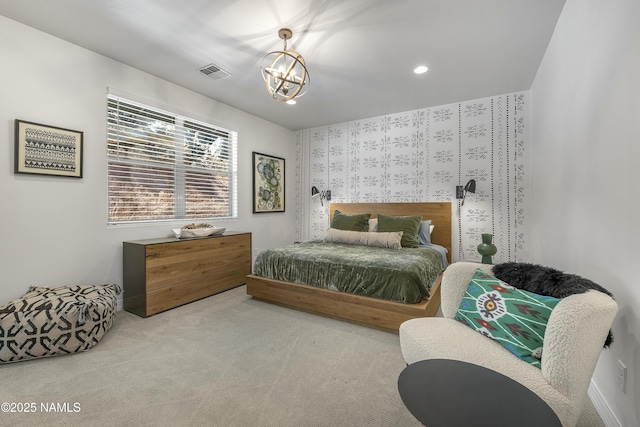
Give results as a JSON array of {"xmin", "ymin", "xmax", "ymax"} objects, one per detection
[{"xmin": 253, "ymin": 152, "xmax": 284, "ymax": 213}]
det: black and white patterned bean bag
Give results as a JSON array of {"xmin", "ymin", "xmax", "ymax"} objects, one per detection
[{"xmin": 0, "ymin": 284, "xmax": 121, "ymax": 363}]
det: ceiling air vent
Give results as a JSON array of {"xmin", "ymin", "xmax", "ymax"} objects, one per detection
[{"xmin": 197, "ymin": 63, "xmax": 231, "ymax": 80}]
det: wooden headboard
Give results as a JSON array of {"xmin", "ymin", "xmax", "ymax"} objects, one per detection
[{"xmin": 329, "ymin": 202, "xmax": 452, "ymax": 264}]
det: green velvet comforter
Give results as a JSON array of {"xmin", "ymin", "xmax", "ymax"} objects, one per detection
[{"xmin": 253, "ymin": 241, "xmax": 445, "ymax": 304}]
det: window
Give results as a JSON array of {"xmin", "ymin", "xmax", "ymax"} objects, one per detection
[{"xmin": 107, "ymin": 94, "xmax": 237, "ymax": 224}]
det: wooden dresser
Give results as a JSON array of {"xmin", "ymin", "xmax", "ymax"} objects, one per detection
[{"xmin": 123, "ymin": 231, "xmax": 251, "ymax": 317}]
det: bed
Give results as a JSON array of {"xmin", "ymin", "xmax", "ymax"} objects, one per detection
[{"xmin": 246, "ymin": 202, "xmax": 452, "ymax": 331}]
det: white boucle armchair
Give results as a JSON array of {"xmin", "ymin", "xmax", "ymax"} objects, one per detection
[{"xmin": 399, "ymin": 262, "xmax": 618, "ymax": 427}]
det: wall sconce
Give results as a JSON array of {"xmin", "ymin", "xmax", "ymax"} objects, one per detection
[
  {"xmin": 311, "ymin": 186, "xmax": 331, "ymax": 206},
  {"xmin": 456, "ymin": 179, "xmax": 476, "ymax": 206}
]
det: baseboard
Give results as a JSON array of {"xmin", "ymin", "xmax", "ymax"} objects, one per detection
[{"xmin": 588, "ymin": 381, "xmax": 622, "ymax": 427}]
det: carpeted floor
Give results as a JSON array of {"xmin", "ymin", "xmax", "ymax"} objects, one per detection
[{"xmin": 0, "ymin": 286, "xmax": 423, "ymax": 427}]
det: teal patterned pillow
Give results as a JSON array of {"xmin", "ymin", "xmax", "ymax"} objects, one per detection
[{"xmin": 454, "ymin": 269, "xmax": 561, "ymax": 368}]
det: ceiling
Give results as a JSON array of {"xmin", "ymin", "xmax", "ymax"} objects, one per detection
[{"xmin": 0, "ymin": 0, "xmax": 565, "ymax": 131}]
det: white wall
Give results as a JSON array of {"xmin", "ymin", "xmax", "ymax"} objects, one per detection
[
  {"xmin": 295, "ymin": 93, "xmax": 530, "ymax": 264},
  {"xmin": 530, "ymin": 0, "xmax": 640, "ymax": 425},
  {"xmin": 0, "ymin": 16, "xmax": 296, "ymax": 305}
]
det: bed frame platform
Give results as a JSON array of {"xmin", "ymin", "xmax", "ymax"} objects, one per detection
[
  {"xmin": 246, "ymin": 202, "xmax": 451, "ymax": 332},
  {"xmin": 246, "ymin": 273, "xmax": 441, "ymax": 332}
]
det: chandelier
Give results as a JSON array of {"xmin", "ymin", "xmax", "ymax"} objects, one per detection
[{"xmin": 260, "ymin": 28, "xmax": 310, "ymax": 102}]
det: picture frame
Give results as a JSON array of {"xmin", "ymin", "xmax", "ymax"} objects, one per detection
[
  {"xmin": 14, "ymin": 119, "xmax": 83, "ymax": 178},
  {"xmin": 253, "ymin": 151, "xmax": 285, "ymax": 213}
]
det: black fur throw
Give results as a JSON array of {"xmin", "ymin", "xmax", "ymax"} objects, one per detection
[{"xmin": 492, "ymin": 262, "xmax": 614, "ymax": 348}]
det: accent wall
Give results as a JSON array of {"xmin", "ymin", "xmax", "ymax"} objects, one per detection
[{"xmin": 295, "ymin": 92, "xmax": 530, "ymax": 263}]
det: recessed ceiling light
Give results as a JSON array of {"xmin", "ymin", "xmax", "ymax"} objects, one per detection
[
  {"xmin": 414, "ymin": 65, "xmax": 429, "ymax": 74},
  {"xmin": 286, "ymin": 99, "xmax": 297, "ymax": 105}
]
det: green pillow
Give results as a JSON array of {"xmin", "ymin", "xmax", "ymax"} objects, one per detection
[
  {"xmin": 330, "ymin": 210, "xmax": 371, "ymax": 232},
  {"xmin": 376, "ymin": 214, "xmax": 421, "ymax": 248},
  {"xmin": 454, "ymin": 269, "xmax": 561, "ymax": 368}
]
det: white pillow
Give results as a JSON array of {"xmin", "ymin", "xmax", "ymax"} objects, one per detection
[
  {"xmin": 371, "ymin": 218, "xmax": 433, "ymax": 234},
  {"xmin": 324, "ymin": 228, "xmax": 403, "ymax": 249}
]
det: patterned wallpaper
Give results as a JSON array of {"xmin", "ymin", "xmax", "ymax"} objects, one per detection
[{"xmin": 294, "ymin": 92, "xmax": 529, "ymax": 263}]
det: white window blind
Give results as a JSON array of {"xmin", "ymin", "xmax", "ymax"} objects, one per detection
[{"xmin": 107, "ymin": 94, "xmax": 237, "ymax": 224}]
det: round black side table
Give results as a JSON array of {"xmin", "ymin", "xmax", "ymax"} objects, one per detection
[{"xmin": 398, "ymin": 359, "xmax": 562, "ymax": 427}]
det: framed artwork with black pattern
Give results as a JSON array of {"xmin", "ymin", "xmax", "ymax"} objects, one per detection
[{"xmin": 15, "ymin": 119, "xmax": 83, "ymax": 178}]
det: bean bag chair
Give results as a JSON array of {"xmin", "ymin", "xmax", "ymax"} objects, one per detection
[{"xmin": 0, "ymin": 284, "xmax": 121, "ymax": 363}]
